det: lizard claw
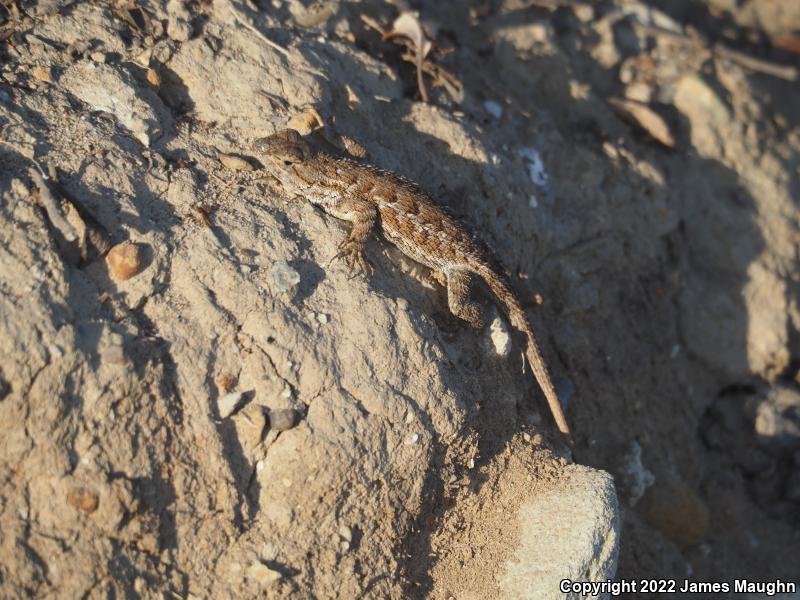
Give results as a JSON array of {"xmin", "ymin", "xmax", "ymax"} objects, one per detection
[{"xmin": 329, "ymin": 239, "xmax": 373, "ymax": 278}]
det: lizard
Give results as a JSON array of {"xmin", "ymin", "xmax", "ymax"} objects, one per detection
[{"xmin": 253, "ymin": 128, "xmax": 573, "ymax": 444}]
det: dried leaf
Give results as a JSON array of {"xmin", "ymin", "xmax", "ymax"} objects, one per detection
[
  {"xmin": 607, "ymin": 97, "xmax": 675, "ymax": 148},
  {"xmin": 385, "ymin": 12, "xmax": 432, "ymax": 60}
]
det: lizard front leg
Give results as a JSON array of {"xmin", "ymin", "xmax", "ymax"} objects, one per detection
[{"xmin": 327, "ymin": 198, "xmax": 377, "ymax": 276}]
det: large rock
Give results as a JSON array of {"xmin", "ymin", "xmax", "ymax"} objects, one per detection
[{"xmin": 501, "ymin": 465, "xmax": 620, "ymax": 600}]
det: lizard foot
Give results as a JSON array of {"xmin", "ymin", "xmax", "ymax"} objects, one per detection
[{"xmin": 330, "ymin": 239, "xmax": 373, "ymax": 278}]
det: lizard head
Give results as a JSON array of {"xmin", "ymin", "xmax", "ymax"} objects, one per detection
[{"xmin": 254, "ymin": 129, "xmax": 314, "ymax": 166}]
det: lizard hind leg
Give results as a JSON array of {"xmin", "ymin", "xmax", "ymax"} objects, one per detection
[{"xmin": 446, "ymin": 268, "xmax": 485, "ymax": 329}]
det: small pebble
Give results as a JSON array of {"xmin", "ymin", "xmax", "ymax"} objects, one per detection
[
  {"xmin": 316, "ymin": 313, "xmax": 329, "ymax": 325},
  {"xmin": 338, "ymin": 524, "xmax": 352, "ymax": 542},
  {"xmin": 483, "ymin": 100, "xmax": 503, "ymax": 119},
  {"xmin": 268, "ymin": 408, "xmax": 298, "ymax": 431},
  {"xmin": 48, "ymin": 344, "xmax": 63, "ymax": 359},
  {"xmin": 145, "ymin": 68, "xmax": 161, "ymax": 87},
  {"xmin": 218, "ymin": 391, "xmax": 245, "ymax": 418},
  {"xmin": 404, "ymin": 432, "xmax": 419, "ymax": 445},
  {"xmin": 106, "ymin": 241, "xmax": 145, "ymax": 281},
  {"xmin": 218, "ymin": 153, "xmax": 254, "ymax": 171},
  {"xmin": 30, "ymin": 66, "xmax": 52, "ymax": 84},
  {"xmin": 519, "ymin": 147, "xmax": 549, "ymax": 189},
  {"xmin": 260, "ymin": 541, "xmax": 278, "ymax": 561},
  {"xmin": 489, "ymin": 316, "xmax": 512, "ymax": 357},
  {"xmin": 66, "ymin": 487, "xmax": 99, "ymax": 513},
  {"xmin": 468, "ymin": 457, "xmax": 475, "ymax": 469},
  {"xmin": 89, "ymin": 51, "xmax": 106, "ymax": 63}
]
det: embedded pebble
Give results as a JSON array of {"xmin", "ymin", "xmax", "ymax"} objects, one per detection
[
  {"xmin": 338, "ymin": 524, "xmax": 352, "ymax": 542},
  {"xmin": 218, "ymin": 153, "xmax": 254, "ymax": 171},
  {"xmin": 31, "ymin": 66, "xmax": 53, "ymax": 84},
  {"xmin": 316, "ymin": 313, "xmax": 329, "ymax": 325},
  {"xmin": 483, "ymin": 100, "xmax": 503, "ymax": 119},
  {"xmin": 246, "ymin": 562, "xmax": 281, "ymax": 587},
  {"xmin": 404, "ymin": 432, "xmax": 419, "ymax": 445},
  {"xmin": 621, "ymin": 441, "xmax": 655, "ymax": 505},
  {"xmin": 106, "ymin": 242, "xmax": 145, "ymax": 281},
  {"xmin": 48, "ymin": 344, "xmax": 63, "ymax": 359},
  {"xmin": 259, "ymin": 542, "xmax": 278, "ymax": 561},
  {"xmin": 66, "ymin": 487, "xmax": 99, "ymax": 513},
  {"xmin": 270, "ymin": 261, "xmax": 300, "ymax": 294},
  {"xmin": 519, "ymin": 147, "xmax": 549, "ymax": 189},
  {"xmin": 218, "ymin": 391, "xmax": 245, "ymax": 418},
  {"xmin": 145, "ymin": 68, "xmax": 161, "ymax": 88},
  {"xmin": 489, "ymin": 316, "xmax": 512, "ymax": 357},
  {"xmin": 269, "ymin": 408, "xmax": 299, "ymax": 431},
  {"xmin": 233, "ymin": 403, "xmax": 267, "ymax": 452}
]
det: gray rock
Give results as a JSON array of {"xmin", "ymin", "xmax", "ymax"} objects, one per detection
[{"xmin": 500, "ymin": 465, "xmax": 619, "ymax": 600}]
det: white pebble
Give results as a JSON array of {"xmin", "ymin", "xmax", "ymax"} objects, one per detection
[
  {"xmin": 218, "ymin": 391, "xmax": 244, "ymax": 418},
  {"xmin": 519, "ymin": 147, "xmax": 549, "ymax": 189},
  {"xmin": 483, "ymin": 100, "xmax": 503, "ymax": 119},
  {"xmin": 338, "ymin": 524, "xmax": 352, "ymax": 542},
  {"xmin": 405, "ymin": 432, "xmax": 419, "ymax": 445},
  {"xmin": 316, "ymin": 313, "xmax": 329, "ymax": 325},
  {"xmin": 270, "ymin": 261, "xmax": 301, "ymax": 293},
  {"xmin": 490, "ymin": 316, "xmax": 512, "ymax": 357}
]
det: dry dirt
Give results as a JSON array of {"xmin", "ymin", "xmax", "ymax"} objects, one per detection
[{"xmin": 1, "ymin": 0, "xmax": 799, "ymax": 598}]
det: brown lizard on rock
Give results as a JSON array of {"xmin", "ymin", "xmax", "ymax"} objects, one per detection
[{"xmin": 254, "ymin": 129, "xmax": 573, "ymax": 443}]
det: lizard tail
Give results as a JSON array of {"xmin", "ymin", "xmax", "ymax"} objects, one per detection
[{"xmin": 471, "ymin": 260, "xmax": 573, "ymax": 444}]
